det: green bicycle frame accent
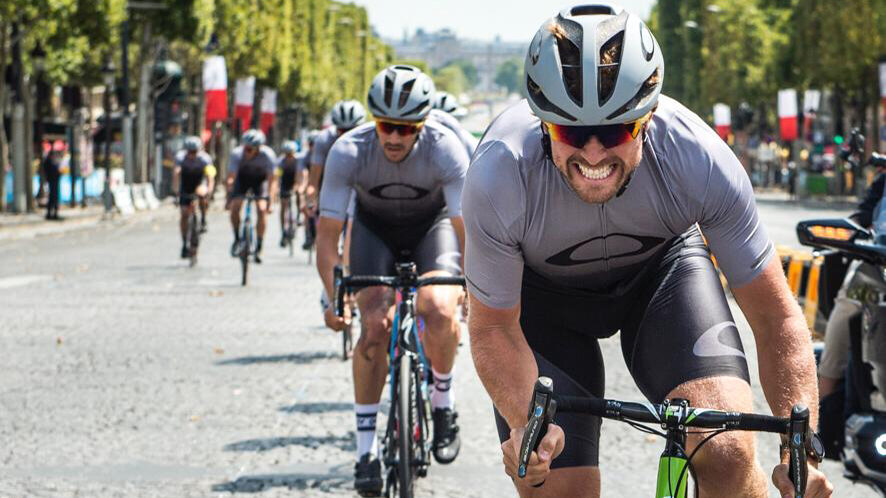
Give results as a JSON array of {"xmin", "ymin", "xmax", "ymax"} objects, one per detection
[{"xmin": 655, "ymin": 455, "xmax": 689, "ymax": 498}]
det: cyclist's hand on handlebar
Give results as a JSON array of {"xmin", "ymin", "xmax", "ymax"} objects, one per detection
[
  {"xmin": 772, "ymin": 462, "xmax": 833, "ymax": 498},
  {"xmin": 323, "ymin": 307, "xmax": 348, "ymax": 332},
  {"xmin": 501, "ymin": 423, "xmax": 564, "ymax": 487}
]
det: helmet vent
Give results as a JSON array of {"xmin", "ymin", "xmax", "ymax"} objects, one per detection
[
  {"xmin": 393, "ymin": 65, "xmax": 416, "ymax": 71},
  {"xmin": 570, "ymin": 5, "xmax": 616, "ymax": 16},
  {"xmin": 527, "ymin": 74, "xmax": 576, "ymax": 122},
  {"xmin": 551, "ymin": 16, "xmax": 583, "ymax": 106},
  {"xmin": 398, "ymin": 78, "xmax": 416, "ymax": 108},
  {"xmin": 384, "ymin": 70, "xmax": 397, "ymax": 107},
  {"xmin": 401, "ymin": 100, "xmax": 429, "ymax": 118},
  {"xmin": 597, "ymin": 30, "xmax": 624, "ymax": 106},
  {"xmin": 605, "ymin": 66, "xmax": 660, "ymax": 120},
  {"xmin": 367, "ymin": 94, "xmax": 384, "ymax": 115}
]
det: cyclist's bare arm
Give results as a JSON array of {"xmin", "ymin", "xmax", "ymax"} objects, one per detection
[
  {"xmin": 296, "ymin": 167, "xmax": 309, "ymax": 195},
  {"xmin": 732, "ymin": 258, "xmax": 818, "ymax": 428},
  {"xmin": 172, "ymin": 166, "xmax": 181, "ymax": 194},
  {"xmin": 307, "ymin": 162, "xmax": 323, "ymax": 205},
  {"xmin": 316, "ymin": 216, "xmax": 346, "ymax": 330},
  {"xmin": 468, "ymin": 295, "xmax": 536, "ymax": 428},
  {"xmin": 450, "ymin": 215, "xmax": 465, "ymax": 267}
]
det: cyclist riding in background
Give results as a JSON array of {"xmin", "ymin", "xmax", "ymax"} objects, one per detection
[
  {"xmin": 173, "ymin": 136, "xmax": 216, "ymax": 259},
  {"xmin": 276, "ymin": 140, "xmax": 309, "ymax": 247},
  {"xmin": 227, "ymin": 129, "xmax": 277, "ymax": 264},
  {"xmin": 315, "ymin": 65, "xmax": 469, "ymax": 496},
  {"xmin": 305, "ymin": 100, "xmax": 367, "ymax": 215},
  {"xmin": 431, "ymin": 91, "xmax": 478, "ymax": 157},
  {"xmin": 463, "ymin": 4, "xmax": 832, "ymax": 497}
]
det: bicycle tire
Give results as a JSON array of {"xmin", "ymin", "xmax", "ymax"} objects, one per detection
[
  {"xmin": 188, "ymin": 212, "xmax": 199, "ymax": 267},
  {"xmin": 342, "ymin": 319, "xmax": 353, "ymax": 361},
  {"xmin": 240, "ymin": 222, "xmax": 250, "ymax": 286},
  {"xmin": 397, "ymin": 353, "xmax": 415, "ymax": 498},
  {"xmin": 415, "ymin": 360, "xmax": 431, "ymax": 477}
]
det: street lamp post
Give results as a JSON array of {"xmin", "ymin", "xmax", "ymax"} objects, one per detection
[
  {"xmin": 102, "ymin": 59, "xmax": 116, "ymax": 214},
  {"xmin": 30, "ymin": 43, "xmax": 47, "ymax": 202}
]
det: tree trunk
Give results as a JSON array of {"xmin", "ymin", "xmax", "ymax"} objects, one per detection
[
  {"xmin": 135, "ymin": 21, "xmax": 153, "ymax": 184},
  {"xmin": 0, "ymin": 22, "xmax": 8, "ymax": 212}
]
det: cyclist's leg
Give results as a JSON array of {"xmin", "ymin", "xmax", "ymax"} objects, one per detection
[
  {"xmin": 229, "ymin": 174, "xmax": 246, "ymax": 238},
  {"xmin": 414, "ymin": 217, "xmax": 462, "ymax": 374},
  {"xmin": 493, "ymin": 308, "xmax": 605, "ymax": 498},
  {"xmin": 349, "ymin": 215, "xmax": 396, "ymax": 461},
  {"xmin": 197, "ymin": 183, "xmax": 209, "ymax": 226},
  {"xmin": 623, "ymin": 228, "xmax": 764, "ymax": 497},
  {"xmin": 179, "ymin": 195, "xmax": 191, "ymax": 243}
]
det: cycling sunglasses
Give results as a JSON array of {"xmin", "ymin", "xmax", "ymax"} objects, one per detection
[
  {"xmin": 543, "ymin": 113, "xmax": 652, "ymax": 149},
  {"xmin": 375, "ymin": 119, "xmax": 424, "ymax": 136}
]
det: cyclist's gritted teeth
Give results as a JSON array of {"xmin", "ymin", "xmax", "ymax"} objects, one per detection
[{"xmin": 569, "ymin": 156, "xmax": 620, "ymax": 182}]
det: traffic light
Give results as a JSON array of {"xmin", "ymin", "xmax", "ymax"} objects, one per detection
[{"xmin": 834, "ymin": 135, "xmax": 844, "ymax": 145}]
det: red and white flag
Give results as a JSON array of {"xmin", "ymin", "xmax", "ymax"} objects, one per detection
[
  {"xmin": 234, "ymin": 77, "xmax": 255, "ymax": 130},
  {"xmin": 712, "ymin": 103, "xmax": 731, "ymax": 140},
  {"xmin": 202, "ymin": 55, "xmax": 228, "ymax": 129},
  {"xmin": 778, "ymin": 89, "xmax": 798, "ymax": 142},
  {"xmin": 802, "ymin": 89, "xmax": 821, "ymax": 138},
  {"xmin": 260, "ymin": 88, "xmax": 277, "ymax": 135}
]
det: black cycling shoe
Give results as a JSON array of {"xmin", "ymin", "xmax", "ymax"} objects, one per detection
[
  {"xmin": 180, "ymin": 245, "xmax": 189, "ymax": 259},
  {"xmin": 253, "ymin": 252, "xmax": 262, "ymax": 264},
  {"xmin": 200, "ymin": 222, "xmax": 208, "ymax": 234},
  {"xmin": 354, "ymin": 453, "xmax": 383, "ymax": 497},
  {"xmin": 431, "ymin": 408, "xmax": 461, "ymax": 464},
  {"xmin": 279, "ymin": 236, "xmax": 286, "ymax": 248}
]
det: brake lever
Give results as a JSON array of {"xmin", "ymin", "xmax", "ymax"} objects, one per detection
[
  {"xmin": 333, "ymin": 265, "xmax": 345, "ymax": 317},
  {"xmin": 788, "ymin": 404, "xmax": 810, "ymax": 497},
  {"xmin": 518, "ymin": 377, "xmax": 557, "ymax": 479}
]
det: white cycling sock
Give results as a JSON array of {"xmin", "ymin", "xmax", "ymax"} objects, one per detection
[
  {"xmin": 430, "ymin": 368, "xmax": 454, "ymax": 410},
  {"xmin": 355, "ymin": 403, "xmax": 379, "ymax": 457}
]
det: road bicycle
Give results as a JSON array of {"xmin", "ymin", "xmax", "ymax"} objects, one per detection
[
  {"xmin": 519, "ymin": 377, "xmax": 818, "ymax": 497},
  {"xmin": 180, "ymin": 193, "xmax": 202, "ymax": 267},
  {"xmin": 236, "ymin": 195, "xmax": 263, "ymax": 286},
  {"xmin": 333, "ymin": 265, "xmax": 356, "ymax": 361},
  {"xmin": 335, "ymin": 262, "xmax": 465, "ymax": 497}
]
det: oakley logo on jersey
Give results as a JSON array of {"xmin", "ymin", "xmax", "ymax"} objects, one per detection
[
  {"xmin": 692, "ymin": 321, "xmax": 746, "ymax": 359},
  {"xmin": 368, "ymin": 183, "xmax": 430, "ymax": 200},
  {"xmin": 545, "ymin": 233, "xmax": 665, "ymax": 267}
]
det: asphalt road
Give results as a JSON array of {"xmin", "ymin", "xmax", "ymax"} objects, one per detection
[{"xmin": 0, "ymin": 198, "xmax": 878, "ymax": 497}]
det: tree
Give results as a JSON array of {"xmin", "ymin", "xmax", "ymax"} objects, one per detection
[
  {"xmin": 494, "ymin": 58, "xmax": 522, "ymax": 95},
  {"xmin": 441, "ymin": 59, "xmax": 478, "ymax": 88},
  {"xmin": 433, "ymin": 65, "xmax": 467, "ymax": 95},
  {"xmin": 656, "ymin": 0, "xmax": 684, "ymax": 102}
]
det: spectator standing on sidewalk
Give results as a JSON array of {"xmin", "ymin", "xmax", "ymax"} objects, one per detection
[{"xmin": 42, "ymin": 140, "xmax": 66, "ymax": 220}]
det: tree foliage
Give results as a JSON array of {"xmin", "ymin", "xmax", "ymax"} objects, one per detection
[{"xmin": 494, "ymin": 58, "xmax": 522, "ymax": 95}]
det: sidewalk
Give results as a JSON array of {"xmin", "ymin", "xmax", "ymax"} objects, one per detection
[
  {"xmin": 754, "ymin": 189, "xmax": 858, "ymax": 211},
  {"xmin": 0, "ymin": 201, "xmax": 174, "ymax": 242}
]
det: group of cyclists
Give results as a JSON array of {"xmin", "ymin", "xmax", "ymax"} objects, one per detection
[{"xmin": 172, "ymin": 3, "xmax": 836, "ymax": 497}]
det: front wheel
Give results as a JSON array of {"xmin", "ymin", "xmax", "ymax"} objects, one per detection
[
  {"xmin": 397, "ymin": 353, "xmax": 415, "ymax": 498},
  {"xmin": 240, "ymin": 226, "xmax": 251, "ymax": 286},
  {"xmin": 188, "ymin": 212, "xmax": 200, "ymax": 267}
]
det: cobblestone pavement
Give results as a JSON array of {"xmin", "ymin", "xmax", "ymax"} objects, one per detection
[{"xmin": 0, "ymin": 201, "xmax": 878, "ymax": 497}]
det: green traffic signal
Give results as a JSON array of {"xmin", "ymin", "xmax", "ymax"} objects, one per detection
[{"xmin": 834, "ymin": 135, "xmax": 844, "ymax": 144}]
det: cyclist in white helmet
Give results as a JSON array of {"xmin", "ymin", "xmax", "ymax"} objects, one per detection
[
  {"xmin": 276, "ymin": 140, "xmax": 308, "ymax": 247},
  {"xmin": 316, "ymin": 65, "xmax": 469, "ymax": 495},
  {"xmin": 464, "ymin": 4, "xmax": 833, "ymax": 497},
  {"xmin": 430, "ymin": 91, "xmax": 478, "ymax": 158},
  {"xmin": 173, "ymin": 136, "xmax": 216, "ymax": 258},
  {"xmin": 227, "ymin": 129, "xmax": 277, "ymax": 263}
]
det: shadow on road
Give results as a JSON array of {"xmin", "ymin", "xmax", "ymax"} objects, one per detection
[
  {"xmin": 211, "ymin": 471, "xmax": 350, "ymax": 494},
  {"xmin": 278, "ymin": 401, "xmax": 353, "ymax": 414},
  {"xmin": 224, "ymin": 434, "xmax": 355, "ymax": 452},
  {"xmin": 215, "ymin": 351, "xmax": 338, "ymax": 366}
]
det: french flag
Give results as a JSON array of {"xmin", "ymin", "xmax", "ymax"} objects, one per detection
[
  {"xmin": 778, "ymin": 89, "xmax": 798, "ymax": 142},
  {"xmin": 203, "ymin": 56, "xmax": 228, "ymax": 129},
  {"xmin": 713, "ymin": 103, "xmax": 731, "ymax": 141},
  {"xmin": 234, "ymin": 77, "xmax": 255, "ymax": 131},
  {"xmin": 260, "ymin": 89, "xmax": 277, "ymax": 135}
]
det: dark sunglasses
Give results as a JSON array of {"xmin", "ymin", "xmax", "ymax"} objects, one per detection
[
  {"xmin": 543, "ymin": 113, "xmax": 651, "ymax": 149},
  {"xmin": 244, "ymin": 145, "xmax": 257, "ymax": 154},
  {"xmin": 376, "ymin": 120, "xmax": 424, "ymax": 136}
]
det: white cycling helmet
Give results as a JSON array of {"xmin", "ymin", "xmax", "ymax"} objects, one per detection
[
  {"xmin": 525, "ymin": 3, "xmax": 664, "ymax": 125},
  {"xmin": 242, "ymin": 129, "xmax": 266, "ymax": 146},
  {"xmin": 281, "ymin": 140, "xmax": 298, "ymax": 154},
  {"xmin": 433, "ymin": 92, "xmax": 459, "ymax": 114},
  {"xmin": 183, "ymin": 136, "xmax": 202, "ymax": 151},
  {"xmin": 367, "ymin": 65, "xmax": 435, "ymax": 123},
  {"xmin": 331, "ymin": 100, "xmax": 367, "ymax": 130}
]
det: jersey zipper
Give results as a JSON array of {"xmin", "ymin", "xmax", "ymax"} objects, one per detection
[{"xmin": 600, "ymin": 203, "xmax": 610, "ymax": 271}]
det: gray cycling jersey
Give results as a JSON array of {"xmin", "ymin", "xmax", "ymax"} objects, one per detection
[
  {"xmin": 229, "ymin": 145, "xmax": 276, "ymax": 176},
  {"xmin": 310, "ymin": 127, "xmax": 338, "ymax": 168},
  {"xmin": 430, "ymin": 109, "xmax": 478, "ymax": 159},
  {"xmin": 319, "ymin": 119, "xmax": 469, "ymax": 226},
  {"xmin": 463, "ymin": 97, "xmax": 775, "ymax": 309},
  {"xmin": 174, "ymin": 150, "xmax": 212, "ymax": 169},
  {"xmin": 276, "ymin": 153, "xmax": 307, "ymax": 174}
]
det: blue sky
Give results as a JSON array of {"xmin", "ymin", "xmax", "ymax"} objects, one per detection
[
  {"xmin": 351, "ymin": 0, "xmax": 657, "ymax": 43},
  {"xmin": 355, "ymin": 0, "xmax": 655, "ymax": 43}
]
